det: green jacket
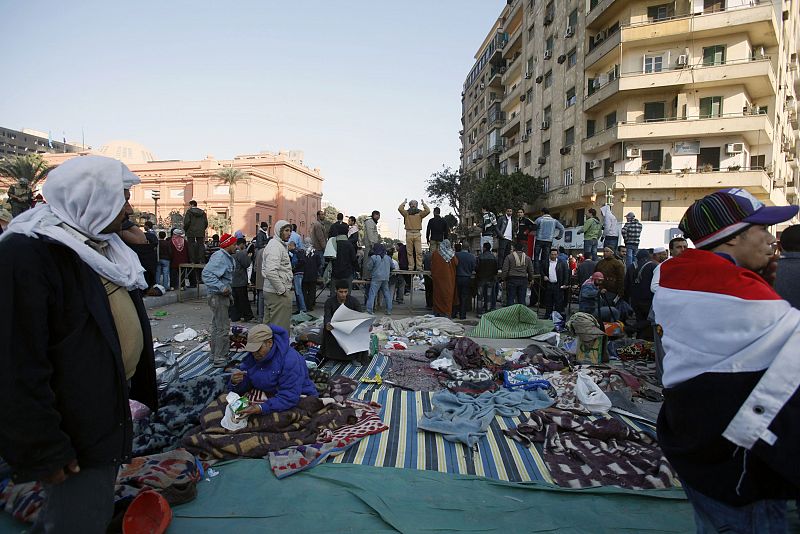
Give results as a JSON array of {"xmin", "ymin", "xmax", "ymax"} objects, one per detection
[
  {"xmin": 581, "ymin": 217, "xmax": 602, "ymax": 240},
  {"xmin": 183, "ymin": 207, "xmax": 208, "ymax": 238}
]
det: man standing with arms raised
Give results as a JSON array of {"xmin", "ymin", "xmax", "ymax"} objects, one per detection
[{"xmin": 398, "ymin": 198, "xmax": 430, "ymax": 271}]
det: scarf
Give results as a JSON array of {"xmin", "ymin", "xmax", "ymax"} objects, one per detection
[
  {"xmin": 171, "ymin": 234, "xmax": 186, "ymax": 252},
  {"xmin": 0, "ymin": 156, "xmax": 147, "ymax": 290},
  {"xmin": 438, "ymin": 239, "xmax": 455, "ymax": 263}
]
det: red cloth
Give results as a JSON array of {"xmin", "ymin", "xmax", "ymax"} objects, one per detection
[{"xmin": 170, "ymin": 238, "xmax": 189, "ymax": 268}]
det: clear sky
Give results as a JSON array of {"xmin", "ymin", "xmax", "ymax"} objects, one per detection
[{"xmin": 1, "ymin": 0, "xmax": 505, "ymax": 238}]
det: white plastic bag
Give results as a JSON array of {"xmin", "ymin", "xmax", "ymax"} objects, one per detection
[{"xmin": 575, "ymin": 372, "xmax": 612, "ymax": 414}]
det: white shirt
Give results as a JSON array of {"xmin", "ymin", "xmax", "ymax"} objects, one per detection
[
  {"xmin": 548, "ymin": 259, "xmax": 558, "ymax": 282},
  {"xmin": 503, "ymin": 215, "xmax": 513, "ymax": 240}
]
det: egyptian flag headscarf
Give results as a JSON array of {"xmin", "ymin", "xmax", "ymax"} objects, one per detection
[{"xmin": 0, "ymin": 155, "xmax": 147, "ymax": 290}]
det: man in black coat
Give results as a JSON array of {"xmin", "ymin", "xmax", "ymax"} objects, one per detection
[{"xmin": 0, "ymin": 156, "xmax": 157, "ymax": 533}]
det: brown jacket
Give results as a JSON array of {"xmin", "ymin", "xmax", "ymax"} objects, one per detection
[
  {"xmin": 310, "ymin": 219, "xmax": 327, "ymax": 252},
  {"xmin": 594, "ymin": 257, "xmax": 625, "ymax": 296},
  {"xmin": 398, "ymin": 201, "xmax": 431, "ymax": 232}
]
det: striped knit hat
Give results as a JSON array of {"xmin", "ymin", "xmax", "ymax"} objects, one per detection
[{"xmin": 680, "ymin": 188, "xmax": 798, "ymax": 249}]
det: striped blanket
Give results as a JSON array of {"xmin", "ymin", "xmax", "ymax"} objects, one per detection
[{"xmin": 470, "ymin": 304, "xmax": 554, "ymax": 339}]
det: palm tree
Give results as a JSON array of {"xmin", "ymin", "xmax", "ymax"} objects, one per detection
[
  {"xmin": 213, "ymin": 167, "xmax": 246, "ymax": 224},
  {"xmin": 0, "ymin": 154, "xmax": 54, "ymax": 189}
]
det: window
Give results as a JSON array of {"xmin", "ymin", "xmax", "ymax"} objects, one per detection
[
  {"xmin": 526, "ymin": 88, "xmax": 533, "ymax": 102},
  {"xmin": 641, "ymin": 149, "xmax": 664, "ymax": 172},
  {"xmin": 647, "ymin": 3, "xmax": 674, "ymax": 21},
  {"xmin": 169, "ymin": 189, "xmax": 184, "ymax": 199},
  {"xmin": 643, "ymin": 54, "xmax": 664, "ymax": 73},
  {"xmin": 565, "ymin": 87, "xmax": 576, "ymax": 107},
  {"xmin": 543, "ymin": 70, "xmax": 553, "ymax": 88},
  {"xmin": 543, "ymin": 105, "xmax": 552, "ymax": 122},
  {"xmin": 702, "ymin": 45, "xmax": 726, "ymax": 66},
  {"xmin": 587, "ymin": 119, "xmax": 596, "ymax": 138},
  {"xmin": 568, "ymin": 8, "xmax": 578, "ymax": 27},
  {"xmin": 703, "ymin": 0, "xmax": 725, "ymax": 14},
  {"xmin": 500, "ymin": 161, "xmax": 509, "ymax": 175},
  {"xmin": 576, "ymin": 208, "xmax": 585, "ymax": 225},
  {"xmin": 563, "ymin": 167, "xmax": 575, "ymax": 186},
  {"xmin": 524, "ymin": 151, "xmax": 532, "ymax": 166},
  {"xmin": 567, "ymin": 48, "xmax": 577, "ymax": 69},
  {"xmin": 526, "ymin": 56, "xmax": 534, "ymax": 74},
  {"xmin": 564, "ymin": 127, "xmax": 575, "ymax": 146},
  {"xmin": 605, "ymin": 111, "xmax": 617, "ymax": 129},
  {"xmin": 525, "ymin": 119, "xmax": 533, "ymax": 134},
  {"xmin": 644, "ymin": 101, "xmax": 666, "ymax": 121},
  {"xmin": 642, "ymin": 201, "xmax": 661, "ymax": 221},
  {"xmin": 213, "ymin": 185, "xmax": 229, "ymax": 195},
  {"xmin": 542, "ymin": 139, "xmax": 551, "ymax": 157},
  {"xmin": 542, "ymin": 176, "xmax": 550, "ymax": 192},
  {"xmin": 750, "ymin": 154, "xmax": 766, "ymax": 169},
  {"xmin": 699, "ymin": 96, "xmax": 723, "ymax": 118},
  {"xmin": 545, "ymin": 35, "xmax": 554, "ymax": 54}
]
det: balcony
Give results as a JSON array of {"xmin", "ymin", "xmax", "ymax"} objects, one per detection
[
  {"xmin": 585, "ymin": 3, "xmax": 779, "ymax": 69},
  {"xmin": 500, "ymin": 141, "xmax": 520, "ymax": 161},
  {"xmin": 502, "ymin": 54, "xmax": 523, "ymax": 85},
  {"xmin": 583, "ymin": 112, "xmax": 774, "ymax": 154},
  {"xmin": 584, "ymin": 58, "xmax": 777, "ymax": 112},
  {"xmin": 501, "ymin": 112, "xmax": 521, "ymax": 137},
  {"xmin": 487, "ymin": 65, "xmax": 504, "ymax": 89},
  {"xmin": 502, "ymin": 26, "xmax": 523, "ymax": 59},
  {"xmin": 488, "ymin": 141, "xmax": 507, "ymax": 155},
  {"xmin": 541, "ymin": 182, "xmax": 598, "ymax": 208},
  {"xmin": 586, "ymin": 0, "xmax": 624, "ymax": 30},
  {"xmin": 488, "ymin": 111, "xmax": 506, "ymax": 130},
  {"xmin": 502, "ymin": 81, "xmax": 524, "ymax": 109}
]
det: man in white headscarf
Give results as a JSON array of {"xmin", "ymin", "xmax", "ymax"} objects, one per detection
[{"xmin": 0, "ymin": 155, "xmax": 157, "ymax": 533}]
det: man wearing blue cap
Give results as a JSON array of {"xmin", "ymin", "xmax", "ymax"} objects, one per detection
[{"xmin": 654, "ymin": 188, "xmax": 799, "ymax": 532}]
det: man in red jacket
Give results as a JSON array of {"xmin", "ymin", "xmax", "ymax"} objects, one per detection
[{"xmin": 654, "ymin": 188, "xmax": 799, "ymax": 532}]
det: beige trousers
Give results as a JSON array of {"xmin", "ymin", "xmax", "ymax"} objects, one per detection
[
  {"xmin": 264, "ymin": 291, "xmax": 292, "ymax": 334},
  {"xmin": 406, "ymin": 230, "xmax": 423, "ymax": 271}
]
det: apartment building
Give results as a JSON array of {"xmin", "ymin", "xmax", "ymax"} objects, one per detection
[{"xmin": 461, "ymin": 0, "xmax": 799, "ymax": 229}]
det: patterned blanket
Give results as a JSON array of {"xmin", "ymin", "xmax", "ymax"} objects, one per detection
[
  {"xmin": 470, "ymin": 305, "xmax": 554, "ymax": 339},
  {"xmin": 268, "ymin": 399, "xmax": 388, "ymax": 479},
  {"xmin": 183, "ymin": 391, "xmax": 359, "ymax": 460},
  {"xmin": 504, "ymin": 410, "xmax": 677, "ymax": 490}
]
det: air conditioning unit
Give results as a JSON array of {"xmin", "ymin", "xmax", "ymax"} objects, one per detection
[
  {"xmin": 543, "ymin": 50, "xmax": 553, "ymax": 60},
  {"xmin": 726, "ymin": 143, "xmax": 744, "ymax": 154},
  {"xmin": 594, "ymin": 31, "xmax": 605, "ymax": 43},
  {"xmin": 560, "ymin": 146, "xmax": 572, "ymax": 155},
  {"xmin": 526, "ymin": 128, "xmax": 532, "ymax": 135},
  {"xmin": 589, "ymin": 159, "xmax": 602, "ymax": 169},
  {"xmin": 520, "ymin": 94, "xmax": 526, "ymax": 102},
  {"xmin": 557, "ymin": 54, "xmax": 567, "ymax": 64},
  {"xmin": 775, "ymin": 176, "xmax": 786, "ymax": 186},
  {"xmin": 756, "ymin": 46, "xmax": 767, "ymax": 59},
  {"xmin": 677, "ymin": 54, "xmax": 688, "ymax": 67},
  {"xmin": 458, "ymin": 129, "xmax": 464, "ymax": 135},
  {"xmin": 461, "ymin": 90, "xmax": 465, "ymax": 97},
  {"xmin": 591, "ymin": 78, "xmax": 601, "ymax": 89},
  {"xmin": 625, "ymin": 147, "xmax": 640, "ymax": 158},
  {"xmin": 783, "ymin": 141, "xmax": 793, "ymax": 152},
  {"xmin": 538, "ymin": 156, "xmax": 547, "ymax": 165},
  {"xmin": 481, "ymin": 117, "xmax": 487, "ymax": 124},
  {"xmin": 480, "ymin": 83, "xmax": 485, "ymax": 90},
  {"xmin": 544, "ymin": 14, "xmax": 553, "ymax": 26},
  {"xmin": 535, "ymin": 74, "xmax": 544, "ymax": 83},
  {"xmin": 564, "ymin": 26, "xmax": 575, "ymax": 38},
  {"xmin": 541, "ymin": 121, "xmax": 550, "ymax": 130},
  {"xmin": 521, "ymin": 134, "xmax": 529, "ymax": 142},
  {"xmin": 524, "ymin": 71, "xmax": 532, "ymax": 79},
  {"xmin": 500, "ymin": 66, "xmax": 507, "ymax": 74}
]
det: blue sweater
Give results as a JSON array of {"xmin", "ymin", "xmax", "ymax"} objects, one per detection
[
  {"xmin": 228, "ymin": 325, "xmax": 318, "ymax": 413},
  {"xmin": 370, "ymin": 254, "xmax": 393, "ymax": 281}
]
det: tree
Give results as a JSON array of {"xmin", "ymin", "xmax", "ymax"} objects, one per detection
[
  {"xmin": 425, "ymin": 165, "xmax": 472, "ymax": 228},
  {"xmin": 443, "ymin": 214, "xmax": 458, "ymax": 233},
  {"xmin": 0, "ymin": 154, "xmax": 54, "ymax": 189},
  {"xmin": 207, "ymin": 212, "xmax": 231, "ymax": 235},
  {"xmin": 356, "ymin": 213, "xmax": 370, "ymax": 245},
  {"xmin": 468, "ymin": 167, "xmax": 544, "ymax": 215},
  {"xmin": 322, "ymin": 204, "xmax": 339, "ymax": 234},
  {"xmin": 213, "ymin": 167, "xmax": 246, "ymax": 222}
]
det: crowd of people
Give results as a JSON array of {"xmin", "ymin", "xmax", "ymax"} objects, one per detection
[{"xmin": 2, "ymin": 154, "xmax": 800, "ymax": 531}]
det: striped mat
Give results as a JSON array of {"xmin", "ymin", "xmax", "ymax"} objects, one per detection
[
  {"xmin": 328, "ymin": 387, "xmax": 660, "ymax": 484},
  {"xmin": 176, "ymin": 343, "xmax": 247, "ymax": 380}
]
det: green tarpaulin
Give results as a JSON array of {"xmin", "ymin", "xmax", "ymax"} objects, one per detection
[{"xmin": 470, "ymin": 304, "xmax": 554, "ymax": 339}]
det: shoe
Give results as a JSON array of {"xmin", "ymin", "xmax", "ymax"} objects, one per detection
[{"xmin": 212, "ymin": 361, "xmax": 228, "ymax": 369}]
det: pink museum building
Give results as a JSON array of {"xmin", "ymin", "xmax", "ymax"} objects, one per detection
[{"xmin": 43, "ymin": 140, "xmax": 324, "ymax": 237}]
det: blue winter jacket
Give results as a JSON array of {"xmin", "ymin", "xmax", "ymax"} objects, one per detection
[
  {"xmin": 370, "ymin": 254, "xmax": 392, "ymax": 281},
  {"xmin": 228, "ymin": 325, "xmax": 318, "ymax": 414}
]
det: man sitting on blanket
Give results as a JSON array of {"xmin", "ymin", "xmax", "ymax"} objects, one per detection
[{"xmin": 229, "ymin": 324, "xmax": 318, "ymax": 416}]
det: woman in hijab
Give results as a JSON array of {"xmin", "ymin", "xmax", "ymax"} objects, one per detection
[
  {"xmin": 431, "ymin": 239, "xmax": 459, "ymax": 318},
  {"xmin": 170, "ymin": 228, "xmax": 189, "ymax": 290}
]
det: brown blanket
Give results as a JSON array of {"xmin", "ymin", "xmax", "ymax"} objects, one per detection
[{"xmin": 182, "ymin": 395, "xmax": 357, "ymax": 460}]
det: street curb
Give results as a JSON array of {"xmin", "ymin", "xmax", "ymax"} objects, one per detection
[{"xmin": 144, "ymin": 286, "xmax": 208, "ymax": 309}]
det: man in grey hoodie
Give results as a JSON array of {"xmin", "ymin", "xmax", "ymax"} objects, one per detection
[{"xmin": 261, "ymin": 219, "xmax": 293, "ymax": 333}]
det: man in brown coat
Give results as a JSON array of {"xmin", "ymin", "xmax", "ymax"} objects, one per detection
[
  {"xmin": 310, "ymin": 210, "xmax": 327, "ymax": 252},
  {"xmin": 398, "ymin": 198, "xmax": 430, "ymax": 271},
  {"xmin": 594, "ymin": 246, "xmax": 625, "ymax": 297}
]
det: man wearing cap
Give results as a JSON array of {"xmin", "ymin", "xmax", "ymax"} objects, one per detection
[
  {"xmin": 229, "ymin": 324, "xmax": 318, "ymax": 417},
  {"xmin": 654, "ymin": 188, "xmax": 799, "ymax": 531},
  {"xmin": 202, "ymin": 233, "xmax": 239, "ymax": 368},
  {"xmin": 0, "ymin": 156, "xmax": 157, "ymax": 532},
  {"xmin": 620, "ymin": 212, "xmax": 642, "ymax": 268}
]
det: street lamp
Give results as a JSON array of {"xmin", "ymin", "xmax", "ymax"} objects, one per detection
[
  {"xmin": 151, "ymin": 190, "xmax": 160, "ymax": 225},
  {"xmin": 397, "ymin": 217, "xmax": 401, "ymax": 240},
  {"xmin": 590, "ymin": 180, "xmax": 627, "ymax": 206}
]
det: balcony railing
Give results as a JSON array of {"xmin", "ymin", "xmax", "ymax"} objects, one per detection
[
  {"xmin": 617, "ymin": 1, "xmax": 770, "ymax": 31},
  {"xmin": 585, "ymin": 110, "xmax": 770, "ymax": 140}
]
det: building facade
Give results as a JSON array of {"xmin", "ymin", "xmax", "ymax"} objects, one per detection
[
  {"xmin": 461, "ymin": 0, "xmax": 799, "ymax": 230},
  {"xmin": 0, "ymin": 127, "xmax": 83, "ymax": 160},
  {"xmin": 41, "ymin": 143, "xmax": 324, "ymax": 238}
]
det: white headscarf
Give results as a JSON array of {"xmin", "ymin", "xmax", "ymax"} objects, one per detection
[{"xmin": 0, "ymin": 155, "xmax": 148, "ymax": 290}]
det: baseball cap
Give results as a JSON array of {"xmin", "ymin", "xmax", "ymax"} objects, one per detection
[
  {"xmin": 680, "ymin": 188, "xmax": 798, "ymax": 249},
  {"xmin": 244, "ymin": 324, "xmax": 273, "ymax": 352},
  {"xmin": 625, "ymin": 212, "xmax": 635, "ymax": 219}
]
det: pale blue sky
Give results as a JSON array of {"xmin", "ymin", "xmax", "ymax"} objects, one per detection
[{"xmin": 1, "ymin": 0, "xmax": 505, "ymax": 236}]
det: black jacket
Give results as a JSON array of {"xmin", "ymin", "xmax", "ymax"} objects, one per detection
[
  {"xmin": 332, "ymin": 239, "xmax": 357, "ymax": 280},
  {"xmin": 496, "ymin": 214, "xmax": 514, "ymax": 240},
  {"xmin": 515, "ymin": 216, "xmax": 535, "ymax": 241},
  {"xmin": 0, "ymin": 234, "xmax": 158, "ymax": 483},
  {"xmin": 544, "ymin": 258, "xmax": 570, "ymax": 286},
  {"xmin": 476, "ymin": 251, "xmax": 498, "ymax": 282},
  {"xmin": 302, "ymin": 251, "xmax": 322, "ymax": 281},
  {"xmin": 328, "ymin": 221, "xmax": 349, "ymax": 238},
  {"xmin": 426, "ymin": 216, "xmax": 449, "ymax": 243}
]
